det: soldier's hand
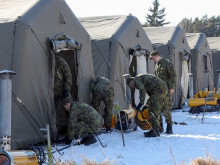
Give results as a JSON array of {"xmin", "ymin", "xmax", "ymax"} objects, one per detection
[
  {"xmin": 64, "ymin": 103, "xmax": 71, "ymax": 111},
  {"xmin": 170, "ymin": 89, "xmax": 175, "ymax": 95}
]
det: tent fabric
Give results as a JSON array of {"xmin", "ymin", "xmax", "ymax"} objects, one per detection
[
  {"xmin": 80, "ymin": 15, "xmax": 154, "ymax": 110},
  {"xmin": 144, "ymin": 26, "xmax": 191, "ymax": 108},
  {"xmin": 186, "ymin": 33, "xmax": 214, "ymax": 93},
  {"xmin": 0, "ymin": 0, "xmax": 94, "ymax": 149},
  {"xmin": 207, "ymin": 37, "xmax": 220, "ymax": 86}
]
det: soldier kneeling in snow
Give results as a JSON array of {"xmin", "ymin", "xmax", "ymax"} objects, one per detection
[{"xmin": 62, "ymin": 100, "xmax": 104, "ymax": 145}]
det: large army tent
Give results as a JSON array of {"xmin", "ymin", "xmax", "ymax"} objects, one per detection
[
  {"xmin": 143, "ymin": 27, "xmax": 191, "ymax": 108},
  {"xmin": 80, "ymin": 15, "xmax": 154, "ymax": 109},
  {"xmin": 207, "ymin": 37, "xmax": 220, "ymax": 86},
  {"xmin": 0, "ymin": 0, "xmax": 94, "ymax": 149},
  {"xmin": 186, "ymin": 33, "xmax": 214, "ymax": 93}
]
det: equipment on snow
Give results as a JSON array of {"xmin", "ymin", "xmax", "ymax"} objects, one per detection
[
  {"xmin": 115, "ymin": 106, "xmax": 138, "ymax": 132},
  {"xmin": 135, "ymin": 107, "xmax": 152, "ymax": 130},
  {"xmin": 186, "ymin": 71, "xmax": 220, "ymax": 114},
  {"xmin": 0, "ymin": 149, "xmax": 38, "ymax": 165}
]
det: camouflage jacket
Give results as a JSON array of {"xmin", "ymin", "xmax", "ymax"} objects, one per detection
[
  {"xmin": 68, "ymin": 101, "xmax": 104, "ymax": 139},
  {"xmin": 90, "ymin": 77, "xmax": 114, "ymax": 95},
  {"xmin": 155, "ymin": 58, "xmax": 176, "ymax": 90},
  {"xmin": 54, "ymin": 56, "xmax": 72, "ymax": 98},
  {"xmin": 134, "ymin": 74, "xmax": 167, "ymax": 105}
]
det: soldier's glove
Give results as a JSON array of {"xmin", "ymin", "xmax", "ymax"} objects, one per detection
[
  {"xmin": 136, "ymin": 103, "xmax": 143, "ymax": 111},
  {"xmin": 63, "ymin": 90, "xmax": 69, "ymax": 98}
]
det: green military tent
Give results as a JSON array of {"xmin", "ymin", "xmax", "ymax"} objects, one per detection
[
  {"xmin": 0, "ymin": 0, "xmax": 94, "ymax": 149},
  {"xmin": 186, "ymin": 33, "xmax": 214, "ymax": 93},
  {"xmin": 207, "ymin": 37, "xmax": 220, "ymax": 87},
  {"xmin": 143, "ymin": 26, "xmax": 191, "ymax": 108},
  {"xmin": 80, "ymin": 15, "xmax": 154, "ymax": 109}
]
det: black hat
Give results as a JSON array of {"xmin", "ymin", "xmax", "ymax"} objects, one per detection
[{"xmin": 126, "ymin": 77, "xmax": 134, "ymax": 86}]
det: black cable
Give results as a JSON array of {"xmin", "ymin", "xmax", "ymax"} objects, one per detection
[
  {"xmin": 24, "ymin": 144, "xmax": 46, "ymax": 165},
  {"xmin": 29, "ymin": 26, "xmax": 49, "ymax": 57},
  {"xmin": 51, "ymin": 144, "xmax": 71, "ymax": 154},
  {"xmin": 12, "ymin": 92, "xmax": 44, "ymax": 138}
]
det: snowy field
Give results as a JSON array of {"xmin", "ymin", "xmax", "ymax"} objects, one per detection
[{"xmin": 52, "ymin": 108, "xmax": 220, "ymax": 165}]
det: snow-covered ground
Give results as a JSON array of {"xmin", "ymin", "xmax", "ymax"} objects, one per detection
[{"xmin": 52, "ymin": 108, "xmax": 220, "ymax": 165}]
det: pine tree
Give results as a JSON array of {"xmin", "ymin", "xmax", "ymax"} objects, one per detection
[{"xmin": 144, "ymin": 0, "xmax": 170, "ymax": 27}]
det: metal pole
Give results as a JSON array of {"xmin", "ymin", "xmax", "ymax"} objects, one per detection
[
  {"xmin": 204, "ymin": 70, "xmax": 208, "ymax": 91},
  {"xmin": 187, "ymin": 73, "xmax": 194, "ymax": 99},
  {"xmin": 118, "ymin": 112, "xmax": 125, "ymax": 147},
  {"xmin": 0, "ymin": 70, "xmax": 16, "ymax": 151},
  {"xmin": 216, "ymin": 70, "xmax": 220, "ymax": 93}
]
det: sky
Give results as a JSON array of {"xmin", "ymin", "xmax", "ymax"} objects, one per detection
[
  {"xmin": 66, "ymin": 0, "xmax": 220, "ymax": 26},
  {"xmin": 50, "ymin": 108, "xmax": 220, "ymax": 165}
]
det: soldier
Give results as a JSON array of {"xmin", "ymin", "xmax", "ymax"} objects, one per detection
[
  {"xmin": 127, "ymin": 74, "xmax": 168, "ymax": 137},
  {"xmin": 150, "ymin": 50, "xmax": 176, "ymax": 134},
  {"xmin": 90, "ymin": 77, "xmax": 114, "ymax": 132},
  {"xmin": 62, "ymin": 100, "xmax": 104, "ymax": 145},
  {"xmin": 54, "ymin": 56, "xmax": 72, "ymax": 135}
]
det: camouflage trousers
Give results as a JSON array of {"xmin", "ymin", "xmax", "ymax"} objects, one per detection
[
  {"xmin": 148, "ymin": 84, "xmax": 168, "ymax": 130},
  {"xmin": 91, "ymin": 90, "xmax": 114, "ymax": 127},
  {"xmin": 54, "ymin": 97, "xmax": 69, "ymax": 132},
  {"xmin": 67, "ymin": 120, "xmax": 103, "ymax": 139},
  {"xmin": 160, "ymin": 91, "xmax": 173, "ymax": 125}
]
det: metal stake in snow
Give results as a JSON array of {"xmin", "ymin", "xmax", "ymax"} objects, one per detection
[{"xmin": 0, "ymin": 70, "xmax": 16, "ymax": 151}]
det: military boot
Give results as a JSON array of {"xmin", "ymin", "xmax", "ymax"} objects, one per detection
[
  {"xmin": 159, "ymin": 121, "xmax": 164, "ymax": 133},
  {"xmin": 143, "ymin": 129, "xmax": 153, "ymax": 135},
  {"xmin": 106, "ymin": 126, "xmax": 111, "ymax": 133},
  {"xmin": 80, "ymin": 134, "xmax": 97, "ymax": 145},
  {"xmin": 144, "ymin": 129, "xmax": 160, "ymax": 138},
  {"xmin": 165, "ymin": 124, "xmax": 173, "ymax": 134}
]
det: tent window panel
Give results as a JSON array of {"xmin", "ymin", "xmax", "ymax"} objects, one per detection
[{"xmin": 203, "ymin": 55, "xmax": 208, "ymax": 71}]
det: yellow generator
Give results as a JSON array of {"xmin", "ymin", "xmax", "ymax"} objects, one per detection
[
  {"xmin": 114, "ymin": 106, "xmax": 138, "ymax": 131},
  {"xmin": 135, "ymin": 108, "xmax": 152, "ymax": 130},
  {"xmin": 0, "ymin": 150, "xmax": 38, "ymax": 165},
  {"xmin": 186, "ymin": 89, "xmax": 220, "ymax": 114}
]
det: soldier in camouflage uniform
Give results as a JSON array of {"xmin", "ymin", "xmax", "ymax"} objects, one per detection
[
  {"xmin": 150, "ymin": 50, "xmax": 176, "ymax": 134},
  {"xmin": 90, "ymin": 77, "xmax": 114, "ymax": 132},
  {"xmin": 54, "ymin": 56, "xmax": 72, "ymax": 134},
  {"xmin": 127, "ymin": 74, "xmax": 168, "ymax": 137},
  {"xmin": 62, "ymin": 100, "xmax": 104, "ymax": 145}
]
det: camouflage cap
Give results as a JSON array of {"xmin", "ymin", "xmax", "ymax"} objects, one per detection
[
  {"xmin": 126, "ymin": 77, "xmax": 134, "ymax": 86},
  {"xmin": 149, "ymin": 50, "xmax": 159, "ymax": 60}
]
